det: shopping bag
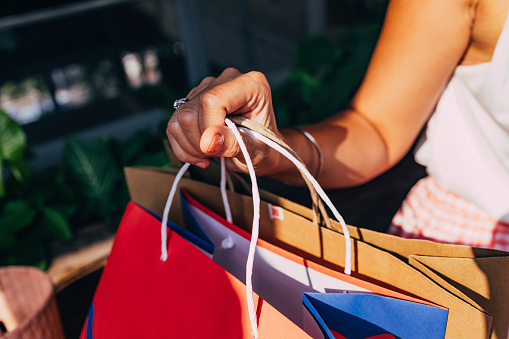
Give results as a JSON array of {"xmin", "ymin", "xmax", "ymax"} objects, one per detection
[
  {"xmin": 157, "ymin": 116, "xmax": 448, "ymax": 338},
  {"xmin": 258, "ymin": 191, "xmax": 509, "ymax": 339},
  {"xmin": 128, "ymin": 172, "xmax": 506, "ymax": 338},
  {"xmin": 302, "ymin": 292, "xmax": 448, "ymax": 339},
  {"xmin": 80, "ymin": 201, "xmax": 312, "ymax": 338},
  {"xmin": 124, "ymin": 116, "xmax": 508, "ymax": 338},
  {"xmin": 179, "ymin": 188, "xmax": 449, "ymax": 338}
]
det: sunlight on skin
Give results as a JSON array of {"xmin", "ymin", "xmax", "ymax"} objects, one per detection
[{"xmin": 0, "ymin": 290, "xmax": 18, "ymax": 332}]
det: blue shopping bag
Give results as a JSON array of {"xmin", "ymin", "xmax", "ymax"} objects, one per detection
[{"xmin": 302, "ymin": 292, "xmax": 448, "ymax": 339}]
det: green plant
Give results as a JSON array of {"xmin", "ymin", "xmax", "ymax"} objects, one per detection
[
  {"xmin": 0, "ymin": 107, "xmax": 172, "ymax": 269},
  {"xmin": 0, "ymin": 110, "xmax": 31, "ymax": 197},
  {"xmin": 61, "ymin": 128, "xmax": 171, "ymax": 229},
  {"xmin": 272, "ymin": 19, "xmax": 386, "ymax": 126},
  {"xmin": 0, "ymin": 110, "xmax": 73, "ymax": 269}
]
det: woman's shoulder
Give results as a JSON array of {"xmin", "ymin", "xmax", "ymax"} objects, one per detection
[{"xmin": 462, "ymin": 0, "xmax": 509, "ymax": 64}]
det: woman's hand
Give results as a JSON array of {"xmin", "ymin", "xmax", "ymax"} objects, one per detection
[{"xmin": 166, "ymin": 68, "xmax": 282, "ymax": 175}]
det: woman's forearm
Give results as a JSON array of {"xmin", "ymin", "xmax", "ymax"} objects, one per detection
[{"xmin": 270, "ymin": 109, "xmax": 393, "ymax": 189}]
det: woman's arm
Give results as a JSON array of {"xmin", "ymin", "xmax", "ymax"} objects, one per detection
[
  {"xmin": 166, "ymin": 0, "xmax": 477, "ymax": 187},
  {"xmin": 273, "ymin": 0, "xmax": 477, "ymax": 188}
]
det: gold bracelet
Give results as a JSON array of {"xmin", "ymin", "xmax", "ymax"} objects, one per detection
[{"xmin": 288, "ymin": 127, "xmax": 323, "ymax": 178}]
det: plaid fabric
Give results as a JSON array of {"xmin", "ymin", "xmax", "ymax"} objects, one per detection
[{"xmin": 388, "ymin": 176, "xmax": 509, "ymax": 251}]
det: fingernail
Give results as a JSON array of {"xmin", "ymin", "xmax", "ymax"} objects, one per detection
[
  {"xmin": 195, "ymin": 160, "xmax": 209, "ymax": 168},
  {"xmin": 207, "ymin": 133, "xmax": 224, "ymax": 154}
]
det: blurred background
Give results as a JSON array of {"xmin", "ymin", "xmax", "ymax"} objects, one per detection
[{"xmin": 0, "ymin": 0, "xmax": 389, "ymax": 169}]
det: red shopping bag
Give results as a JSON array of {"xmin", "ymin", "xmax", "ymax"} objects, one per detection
[{"xmin": 80, "ymin": 201, "xmax": 311, "ymax": 339}]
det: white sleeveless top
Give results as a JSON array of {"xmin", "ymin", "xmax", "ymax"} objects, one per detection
[{"xmin": 414, "ymin": 9, "xmax": 509, "ymax": 222}]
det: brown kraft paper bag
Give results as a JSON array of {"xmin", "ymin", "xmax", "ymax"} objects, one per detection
[{"xmin": 125, "ymin": 165, "xmax": 509, "ymax": 338}]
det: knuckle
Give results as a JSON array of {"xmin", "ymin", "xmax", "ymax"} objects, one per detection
[
  {"xmin": 199, "ymin": 90, "xmax": 221, "ymax": 108},
  {"xmin": 203, "ymin": 76, "xmax": 216, "ymax": 83},
  {"xmin": 166, "ymin": 117, "xmax": 180, "ymax": 135},
  {"xmin": 245, "ymin": 71, "xmax": 268, "ymax": 85},
  {"xmin": 225, "ymin": 141, "xmax": 241, "ymax": 158},
  {"xmin": 198, "ymin": 76, "xmax": 216, "ymax": 89},
  {"xmin": 222, "ymin": 67, "xmax": 240, "ymax": 77},
  {"xmin": 176, "ymin": 106, "xmax": 196, "ymax": 125}
]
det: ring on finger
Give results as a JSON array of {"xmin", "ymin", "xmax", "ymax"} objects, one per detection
[{"xmin": 173, "ymin": 98, "xmax": 189, "ymax": 110}]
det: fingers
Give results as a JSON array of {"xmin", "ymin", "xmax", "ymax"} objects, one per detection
[
  {"xmin": 187, "ymin": 76, "xmax": 216, "ymax": 99},
  {"xmin": 198, "ymin": 70, "xmax": 273, "ymax": 133},
  {"xmin": 200, "ymin": 125, "xmax": 240, "ymax": 157},
  {"xmin": 166, "ymin": 106, "xmax": 210, "ymax": 168},
  {"xmin": 167, "ymin": 94, "xmax": 242, "ymax": 167},
  {"xmin": 167, "ymin": 67, "xmax": 276, "ymax": 170},
  {"xmin": 167, "ymin": 133, "xmax": 210, "ymax": 169}
]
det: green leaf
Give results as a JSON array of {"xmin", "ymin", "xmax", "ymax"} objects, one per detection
[
  {"xmin": 0, "ymin": 160, "xmax": 4, "ymax": 198},
  {"xmin": 0, "ymin": 110, "xmax": 31, "ymax": 192},
  {"xmin": 0, "ymin": 110, "xmax": 27, "ymax": 161},
  {"xmin": 120, "ymin": 129, "xmax": 152, "ymax": 165},
  {"xmin": 40, "ymin": 207, "xmax": 72, "ymax": 242},
  {"xmin": 7, "ymin": 156, "xmax": 31, "ymax": 184},
  {"xmin": 62, "ymin": 138, "xmax": 120, "ymax": 222},
  {"xmin": 25, "ymin": 168, "xmax": 74, "ymax": 209},
  {"xmin": 63, "ymin": 138, "xmax": 119, "ymax": 199},
  {"xmin": 55, "ymin": 202, "xmax": 79, "ymax": 219},
  {"xmin": 0, "ymin": 200, "xmax": 37, "ymax": 232}
]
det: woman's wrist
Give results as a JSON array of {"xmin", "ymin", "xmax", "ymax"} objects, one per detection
[
  {"xmin": 285, "ymin": 127, "xmax": 323, "ymax": 178},
  {"xmin": 265, "ymin": 127, "xmax": 322, "ymax": 183}
]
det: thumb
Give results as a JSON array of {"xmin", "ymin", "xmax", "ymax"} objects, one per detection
[{"xmin": 200, "ymin": 125, "xmax": 241, "ymax": 158}]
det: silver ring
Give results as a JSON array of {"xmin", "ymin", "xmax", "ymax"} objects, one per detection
[{"xmin": 173, "ymin": 98, "xmax": 189, "ymax": 110}]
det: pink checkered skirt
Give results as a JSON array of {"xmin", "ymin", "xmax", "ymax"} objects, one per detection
[{"xmin": 388, "ymin": 176, "xmax": 509, "ymax": 251}]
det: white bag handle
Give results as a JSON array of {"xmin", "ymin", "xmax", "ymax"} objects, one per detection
[
  {"xmin": 160, "ymin": 117, "xmax": 352, "ymax": 339},
  {"xmin": 229, "ymin": 116, "xmax": 336, "ymax": 231}
]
